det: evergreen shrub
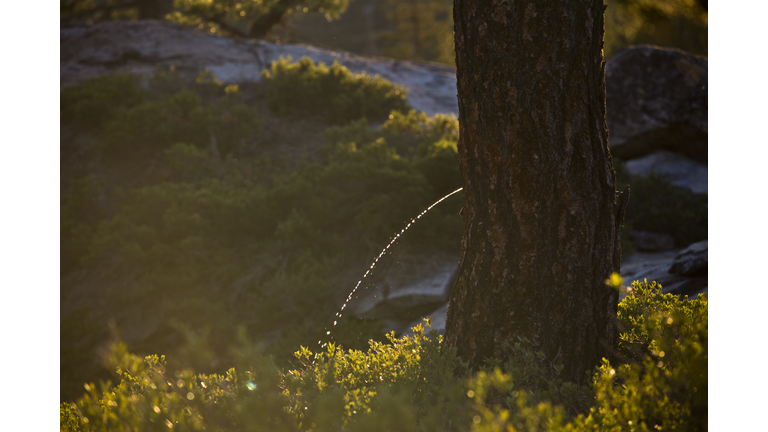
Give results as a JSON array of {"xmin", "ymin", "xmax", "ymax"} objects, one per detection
[
  {"xmin": 61, "ymin": 73, "xmax": 145, "ymax": 129},
  {"xmin": 99, "ymin": 87, "xmax": 261, "ymax": 159},
  {"xmin": 612, "ymin": 158, "xmax": 707, "ymax": 249},
  {"xmin": 625, "ymin": 173, "xmax": 708, "ymax": 247},
  {"xmin": 262, "ymin": 56, "xmax": 410, "ymax": 123},
  {"xmin": 60, "ymin": 69, "xmax": 261, "ymax": 159}
]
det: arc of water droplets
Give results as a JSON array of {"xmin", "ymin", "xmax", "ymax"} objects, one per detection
[{"xmin": 314, "ymin": 187, "xmax": 463, "ymax": 362}]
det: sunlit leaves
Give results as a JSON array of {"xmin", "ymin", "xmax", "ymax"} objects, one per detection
[
  {"xmin": 262, "ymin": 56, "xmax": 410, "ymax": 122},
  {"xmin": 62, "ymin": 285, "xmax": 707, "ymax": 431}
]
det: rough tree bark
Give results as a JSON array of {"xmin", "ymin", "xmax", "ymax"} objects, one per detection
[{"xmin": 444, "ymin": 0, "xmax": 624, "ymax": 383}]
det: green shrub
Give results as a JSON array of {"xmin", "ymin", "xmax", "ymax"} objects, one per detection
[
  {"xmin": 61, "ymin": 177, "xmax": 107, "ymax": 274},
  {"xmin": 60, "ymin": 69, "xmax": 261, "ymax": 160},
  {"xmin": 99, "ymin": 88, "xmax": 261, "ymax": 159},
  {"xmin": 61, "ymin": 73, "xmax": 146, "ymax": 129},
  {"xmin": 578, "ymin": 280, "xmax": 708, "ymax": 431},
  {"xmin": 624, "ymin": 172, "xmax": 708, "ymax": 247},
  {"xmin": 148, "ymin": 65, "xmax": 185, "ymax": 96},
  {"xmin": 612, "ymin": 158, "xmax": 707, "ymax": 250},
  {"xmin": 61, "ymin": 283, "xmax": 707, "ymax": 431},
  {"xmin": 262, "ymin": 56, "xmax": 410, "ymax": 123},
  {"xmin": 323, "ymin": 110, "xmax": 461, "ymax": 200}
]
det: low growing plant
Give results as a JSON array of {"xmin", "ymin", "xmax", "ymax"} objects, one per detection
[
  {"xmin": 61, "ymin": 280, "xmax": 707, "ymax": 432},
  {"xmin": 61, "ymin": 73, "xmax": 146, "ymax": 129},
  {"xmin": 262, "ymin": 56, "xmax": 410, "ymax": 123}
]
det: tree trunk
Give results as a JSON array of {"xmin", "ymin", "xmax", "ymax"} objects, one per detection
[{"xmin": 444, "ymin": 0, "xmax": 622, "ymax": 383}]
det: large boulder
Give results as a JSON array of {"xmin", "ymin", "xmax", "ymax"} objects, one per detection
[
  {"xmin": 670, "ymin": 240, "xmax": 708, "ymax": 277},
  {"xmin": 61, "ymin": 20, "xmax": 458, "ymax": 116},
  {"xmin": 606, "ymin": 46, "xmax": 708, "ymax": 163}
]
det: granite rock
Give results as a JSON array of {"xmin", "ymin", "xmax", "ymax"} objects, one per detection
[
  {"xmin": 670, "ymin": 240, "xmax": 708, "ymax": 277},
  {"xmin": 606, "ymin": 46, "xmax": 708, "ymax": 163}
]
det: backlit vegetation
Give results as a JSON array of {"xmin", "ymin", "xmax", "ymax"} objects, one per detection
[
  {"xmin": 60, "ymin": 281, "xmax": 707, "ymax": 431},
  {"xmin": 262, "ymin": 56, "xmax": 410, "ymax": 123},
  {"xmin": 614, "ymin": 160, "xmax": 708, "ymax": 248},
  {"xmin": 61, "ymin": 60, "xmax": 707, "ymax": 430}
]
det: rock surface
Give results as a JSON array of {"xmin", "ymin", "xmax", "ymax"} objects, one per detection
[
  {"xmin": 670, "ymin": 240, "xmax": 708, "ymax": 277},
  {"xmin": 624, "ymin": 150, "xmax": 708, "ymax": 195},
  {"xmin": 606, "ymin": 45, "xmax": 708, "ymax": 163},
  {"xmin": 344, "ymin": 253, "xmax": 458, "ymax": 335},
  {"xmin": 620, "ymin": 245, "xmax": 708, "ymax": 297},
  {"xmin": 61, "ymin": 20, "xmax": 459, "ymax": 116}
]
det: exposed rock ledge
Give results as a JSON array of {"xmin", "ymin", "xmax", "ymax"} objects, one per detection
[{"xmin": 61, "ymin": 20, "xmax": 459, "ymax": 116}]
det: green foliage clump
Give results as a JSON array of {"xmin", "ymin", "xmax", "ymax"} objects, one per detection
[
  {"xmin": 604, "ymin": 0, "xmax": 708, "ymax": 59},
  {"xmin": 61, "ymin": 282, "xmax": 707, "ymax": 432},
  {"xmin": 287, "ymin": 323, "xmax": 469, "ymax": 431},
  {"xmin": 99, "ymin": 87, "xmax": 261, "ymax": 159},
  {"xmin": 323, "ymin": 110, "xmax": 461, "ymax": 199},
  {"xmin": 262, "ymin": 56, "xmax": 410, "ymax": 123},
  {"xmin": 61, "ymin": 177, "xmax": 106, "ymax": 274},
  {"xmin": 61, "ymin": 67, "xmax": 261, "ymax": 160},
  {"xmin": 612, "ymin": 158, "xmax": 707, "ymax": 249},
  {"xmin": 624, "ymin": 172, "xmax": 708, "ymax": 247},
  {"xmin": 61, "ymin": 73, "xmax": 145, "ymax": 129},
  {"xmin": 377, "ymin": 0, "xmax": 456, "ymax": 66},
  {"xmin": 60, "ymin": 336, "xmax": 294, "ymax": 432},
  {"xmin": 577, "ymin": 280, "xmax": 708, "ymax": 431},
  {"xmin": 62, "ymin": 0, "xmax": 350, "ymax": 40},
  {"xmin": 164, "ymin": 0, "xmax": 349, "ymax": 38}
]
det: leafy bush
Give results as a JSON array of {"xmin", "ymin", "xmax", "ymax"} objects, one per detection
[
  {"xmin": 61, "ymin": 73, "xmax": 146, "ymax": 129},
  {"xmin": 612, "ymin": 158, "xmax": 707, "ymax": 249},
  {"xmin": 61, "ymin": 177, "xmax": 108, "ymax": 274},
  {"xmin": 60, "ymin": 69, "xmax": 261, "ymax": 160},
  {"xmin": 624, "ymin": 172, "xmax": 708, "ymax": 247},
  {"xmin": 323, "ymin": 110, "xmax": 461, "ymax": 199},
  {"xmin": 99, "ymin": 87, "xmax": 261, "ymax": 159},
  {"xmin": 61, "ymin": 281, "xmax": 707, "ymax": 432},
  {"xmin": 577, "ymin": 280, "xmax": 708, "ymax": 431},
  {"xmin": 262, "ymin": 56, "xmax": 410, "ymax": 123}
]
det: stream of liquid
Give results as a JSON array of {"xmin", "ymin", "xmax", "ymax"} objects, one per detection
[{"xmin": 314, "ymin": 187, "xmax": 463, "ymax": 361}]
